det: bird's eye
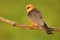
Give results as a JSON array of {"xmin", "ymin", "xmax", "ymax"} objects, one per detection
[{"xmin": 27, "ymin": 7, "xmax": 30, "ymax": 9}]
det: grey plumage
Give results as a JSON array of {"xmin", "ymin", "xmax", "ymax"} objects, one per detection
[{"xmin": 28, "ymin": 9, "xmax": 53, "ymax": 34}]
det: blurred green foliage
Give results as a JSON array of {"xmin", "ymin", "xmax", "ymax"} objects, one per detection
[{"xmin": 0, "ymin": 0, "xmax": 60, "ymax": 40}]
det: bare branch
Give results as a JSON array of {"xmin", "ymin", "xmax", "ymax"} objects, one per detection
[{"xmin": 0, "ymin": 16, "xmax": 60, "ymax": 32}]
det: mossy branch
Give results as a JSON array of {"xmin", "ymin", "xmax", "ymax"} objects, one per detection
[{"xmin": 0, "ymin": 16, "xmax": 60, "ymax": 32}]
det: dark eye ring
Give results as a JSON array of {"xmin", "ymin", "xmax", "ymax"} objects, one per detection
[{"xmin": 27, "ymin": 7, "xmax": 30, "ymax": 9}]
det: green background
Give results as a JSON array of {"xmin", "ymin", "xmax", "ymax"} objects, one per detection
[{"xmin": 0, "ymin": 0, "xmax": 60, "ymax": 40}]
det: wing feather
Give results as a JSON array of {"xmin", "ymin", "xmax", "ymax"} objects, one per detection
[{"xmin": 28, "ymin": 9, "xmax": 44, "ymax": 26}]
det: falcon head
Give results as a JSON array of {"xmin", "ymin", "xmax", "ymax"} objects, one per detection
[{"xmin": 26, "ymin": 4, "xmax": 35, "ymax": 13}]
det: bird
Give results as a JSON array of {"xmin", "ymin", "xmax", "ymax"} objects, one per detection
[{"xmin": 26, "ymin": 4, "xmax": 53, "ymax": 34}]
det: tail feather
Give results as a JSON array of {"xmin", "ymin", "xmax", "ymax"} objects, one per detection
[
  {"xmin": 45, "ymin": 28, "xmax": 53, "ymax": 34},
  {"xmin": 43, "ymin": 22, "xmax": 53, "ymax": 34}
]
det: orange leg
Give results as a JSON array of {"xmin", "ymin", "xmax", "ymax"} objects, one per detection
[
  {"xmin": 28, "ymin": 18, "xmax": 37, "ymax": 28},
  {"xmin": 30, "ymin": 21, "xmax": 36, "ymax": 27}
]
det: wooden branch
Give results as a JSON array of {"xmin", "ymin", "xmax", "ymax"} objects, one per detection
[{"xmin": 0, "ymin": 16, "xmax": 60, "ymax": 32}]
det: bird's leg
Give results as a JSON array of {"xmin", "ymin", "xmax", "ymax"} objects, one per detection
[
  {"xmin": 29, "ymin": 22, "xmax": 37, "ymax": 28},
  {"xmin": 28, "ymin": 18, "xmax": 38, "ymax": 28}
]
